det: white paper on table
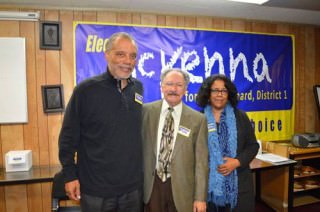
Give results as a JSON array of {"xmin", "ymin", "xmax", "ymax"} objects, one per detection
[{"xmin": 256, "ymin": 153, "xmax": 290, "ymax": 163}]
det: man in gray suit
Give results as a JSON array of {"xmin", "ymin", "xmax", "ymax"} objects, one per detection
[{"xmin": 143, "ymin": 68, "xmax": 208, "ymax": 212}]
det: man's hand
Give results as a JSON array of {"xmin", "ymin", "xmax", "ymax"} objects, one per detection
[
  {"xmin": 217, "ymin": 157, "xmax": 240, "ymax": 176},
  {"xmin": 65, "ymin": 179, "xmax": 81, "ymax": 201},
  {"xmin": 193, "ymin": 201, "xmax": 206, "ymax": 212}
]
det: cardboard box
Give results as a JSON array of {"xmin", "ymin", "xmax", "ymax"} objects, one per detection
[
  {"xmin": 5, "ymin": 150, "xmax": 32, "ymax": 172},
  {"xmin": 265, "ymin": 141, "xmax": 293, "ymax": 157}
]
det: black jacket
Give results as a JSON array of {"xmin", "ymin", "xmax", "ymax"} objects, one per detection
[{"xmin": 59, "ymin": 70, "xmax": 143, "ymax": 198}]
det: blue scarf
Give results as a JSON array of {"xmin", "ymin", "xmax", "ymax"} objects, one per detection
[{"xmin": 205, "ymin": 103, "xmax": 238, "ymax": 209}]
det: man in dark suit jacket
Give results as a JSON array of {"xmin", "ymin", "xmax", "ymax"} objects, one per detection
[{"xmin": 142, "ymin": 68, "xmax": 208, "ymax": 212}]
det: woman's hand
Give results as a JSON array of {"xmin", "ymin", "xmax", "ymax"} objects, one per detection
[{"xmin": 217, "ymin": 157, "xmax": 240, "ymax": 176}]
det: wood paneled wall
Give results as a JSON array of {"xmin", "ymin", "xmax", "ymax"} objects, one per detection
[{"xmin": 0, "ymin": 6, "xmax": 319, "ymax": 212}]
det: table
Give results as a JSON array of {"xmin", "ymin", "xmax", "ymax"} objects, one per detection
[
  {"xmin": 0, "ymin": 161, "xmax": 295, "ymax": 211},
  {"xmin": 0, "ymin": 165, "xmax": 61, "ymax": 185},
  {"xmin": 250, "ymin": 158, "xmax": 297, "ymax": 212}
]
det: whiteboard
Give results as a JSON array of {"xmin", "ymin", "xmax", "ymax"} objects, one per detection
[{"xmin": 0, "ymin": 38, "xmax": 28, "ymax": 123}]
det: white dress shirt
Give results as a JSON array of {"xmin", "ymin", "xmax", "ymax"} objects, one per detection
[{"xmin": 156, "ymin": 100, "xmax": 182, "ymax": 169}]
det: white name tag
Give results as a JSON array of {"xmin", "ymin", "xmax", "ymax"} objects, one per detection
[
  {"xmin": 208, "ymin": 123, "xmax": 216, "ymax": 132},
  {"xmin": 178, "ymin": 125, "xmax": 191, "ymax": 137}
]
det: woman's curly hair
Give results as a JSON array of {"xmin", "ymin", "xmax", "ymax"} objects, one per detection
[{"xmin": 196, "ymin": 74, "xmax": 238, "ymax": 108}]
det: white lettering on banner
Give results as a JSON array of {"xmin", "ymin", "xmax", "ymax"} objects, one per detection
[
  {"xmin": 204, "ymin": 47, "xmax": 225, "ymax": 78},
  {"xmin": 229, "ymin": 48, "xmax": 252, "ymax": 82},
  {"xmin": 253, "ymin": 53, "xmax": 272, "ymax": 83},
  {"xmin": 181, "ymin": 50, "xmax": 202, "ymax": 83},
  {"xmin": 85, "ymin": 36, "xmax": 273, "ymax": 84},
  {"xmin": 158, "ymin": 46, "xmax": 272, "ymax": 84},
  {"xmin": 137, "ymin": 52, "xmax": 155, "ymax": 78},
  {"xmin": 160, "ymin": 47, "xmax": 183, "ymax": 71}
]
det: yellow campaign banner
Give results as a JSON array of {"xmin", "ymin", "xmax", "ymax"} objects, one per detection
[{"xmin": 247, "ymin": 109, "xmax": 294, "ymax": 141}]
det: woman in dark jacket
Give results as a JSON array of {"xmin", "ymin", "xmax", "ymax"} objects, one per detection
[{"xmin": 196, "ymin": 74, "xmax": 259, "ymax": 212}]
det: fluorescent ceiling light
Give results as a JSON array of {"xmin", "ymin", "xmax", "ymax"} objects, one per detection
[
  {"xmin": 0, "ymin": 11, "xmax": 40, "ymax": 21},
  {"xmin": 227, "ymin": 0, "xmax": 269, "ymax": 5}
]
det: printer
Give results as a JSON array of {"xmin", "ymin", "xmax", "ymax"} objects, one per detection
[
  {"xmin": 5, "ymin": 150, "xmax": 32, "ymax": 172},
  {"xmin": 292, "ymin": 133, "xmax": 320, "ymax": 148}
]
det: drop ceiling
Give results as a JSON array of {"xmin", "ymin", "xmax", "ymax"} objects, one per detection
[{"xmin": 0, "ymin": 0, "xmax": 319, "ymax": 25}]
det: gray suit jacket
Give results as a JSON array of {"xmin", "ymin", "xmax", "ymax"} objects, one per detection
[{"xmin": 142, "ymin": 100, "xmax": 208, "ymax": 212}]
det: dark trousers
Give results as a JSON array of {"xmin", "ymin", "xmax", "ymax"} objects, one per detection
[
  {"xmin": 145, "ymin": 175, "xmax": 177, "ymax": 212},
  {"xmin": 207, "ymin": 190, "xmax": 255, "ymax": 212},
  {"xmin": 207, "ymin": 202, "xmax": 231, "ymax": 212},
  {"xmin": 80, "ymin": 189, "xmax": 142, "ymax": 212}
]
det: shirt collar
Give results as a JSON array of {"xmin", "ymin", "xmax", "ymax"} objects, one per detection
[
  {"xmin": 101, "ymin": 69, "xmax": 134, "ymax": 92},
  {"xmin": 103, "ymin": 68, "xmax": 133, "ymax": 84},
  {"xmin": 161, "ymin": 100, "xmax": 183, "ymax": 117}
]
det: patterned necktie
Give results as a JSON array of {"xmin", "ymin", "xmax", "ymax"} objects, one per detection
[{"xmin": 157, "ymin": 107, "xmax": 175, "ymax": 182}]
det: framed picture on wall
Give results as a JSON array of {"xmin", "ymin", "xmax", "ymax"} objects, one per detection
[
  {"xmin": 313, "ymin": 85, "xmax": 320, "ymax": 119},
  {"xmin": 39, "ymin": 21, "xmax": 62, "ymax": 50},
  {"xmin": 41, "ymin": 84, "xmax": 65, "ymax": 113}
]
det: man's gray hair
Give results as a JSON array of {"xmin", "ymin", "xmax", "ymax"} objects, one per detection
[
  {"xmin": 104, "ymin": 32, "xmax": 137, "ymax": 52},
  {"xmin": 160, "ymin": 68, "xmax": 190, "ymax": 86}
]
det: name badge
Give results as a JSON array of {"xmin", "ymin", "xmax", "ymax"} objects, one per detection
[
  {"xmin": 208, "ymin": 123, "xmax": 216, "ymax": 132},
  {"xmin": 135, "ymin": 93, "xmax": 143, "ymax": 104},
  {"xmin": 178, "ymin": 125, "xmax": 191, "ymax": 137}
]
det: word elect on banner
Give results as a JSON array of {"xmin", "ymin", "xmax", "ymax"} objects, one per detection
[{"xmin": 74, "ymin": 22, "xmax": 295, "ymax": 141}]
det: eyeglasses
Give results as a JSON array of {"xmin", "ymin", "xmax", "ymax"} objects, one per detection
[{"xmin": 210, "ymin": 89, "xmax": 228, "ymax": 96}]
